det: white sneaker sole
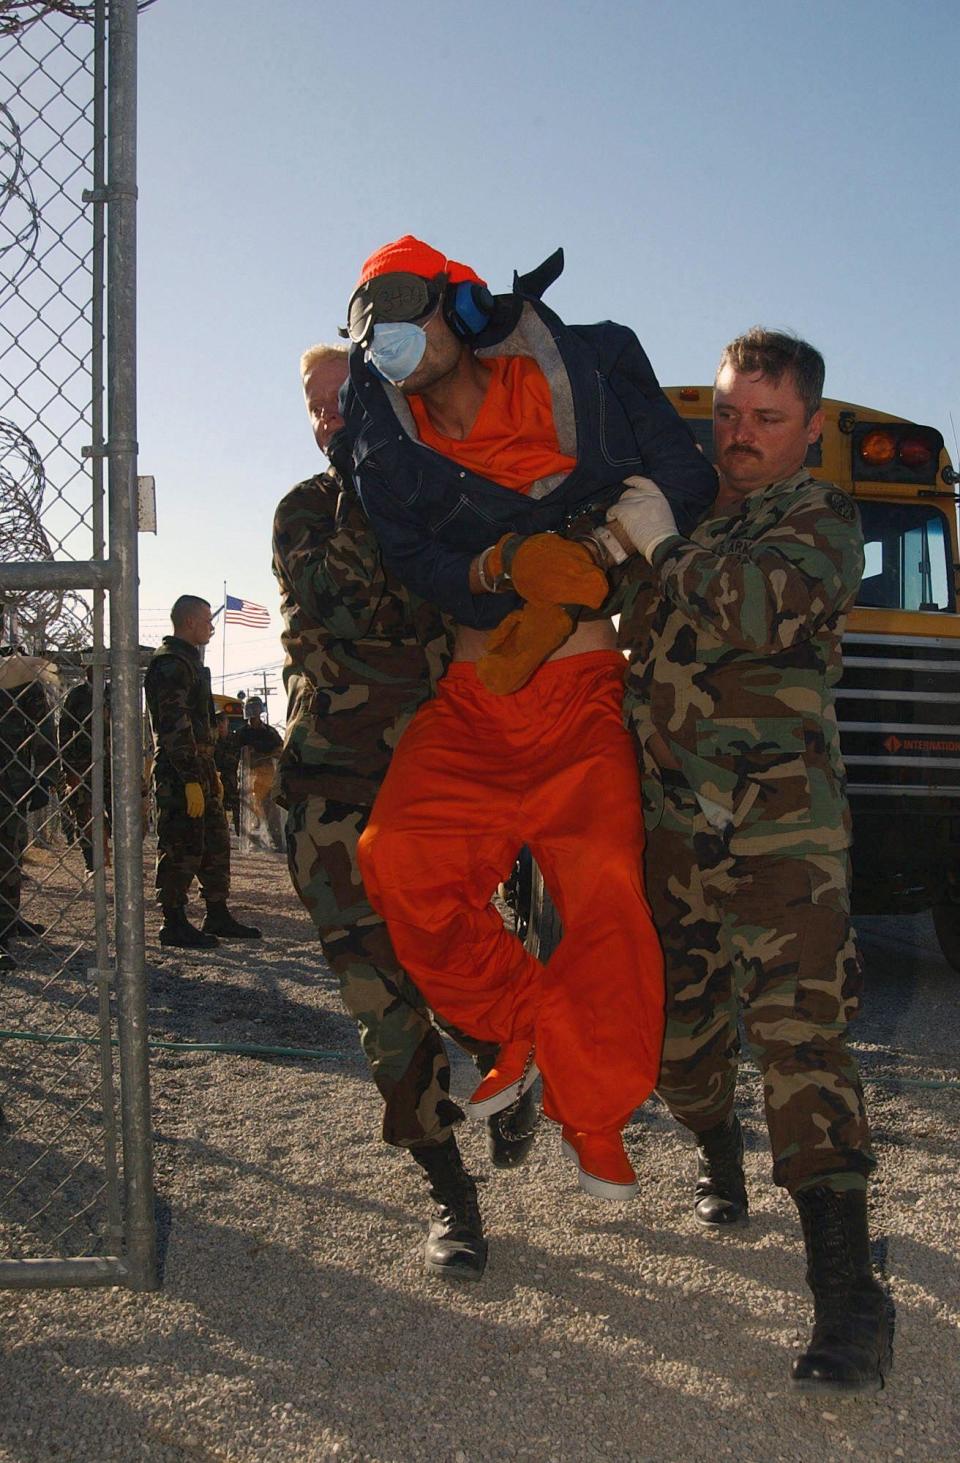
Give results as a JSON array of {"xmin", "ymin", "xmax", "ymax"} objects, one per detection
[
  {"xmin": 561, "ymin": 1137, "xmax": 639, "ymax": 1201},
  {"xmin": 465, "ymin": 1060, "xmax": 540, "ymax": 1120}
]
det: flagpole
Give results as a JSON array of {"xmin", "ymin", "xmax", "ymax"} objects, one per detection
[{"xmin": 221, "ymin": 580, "xmax": 227, "ymax": 689}]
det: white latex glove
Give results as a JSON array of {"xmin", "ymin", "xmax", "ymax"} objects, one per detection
[{"xmin": 606, "ymin": 475, "xmax": 679, "ymax": 561}]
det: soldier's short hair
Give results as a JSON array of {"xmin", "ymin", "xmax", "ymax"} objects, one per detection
[
  {"xmin": 717, "ymin": 328, "xmax": 825, "ymax": 423},
  {"xmin": 170, "ymin": 594, "xmax": 210, "ymax": 629},
  {"xmin": 300, "ymin": 342, "xmax": 348, "ymax": 383}
]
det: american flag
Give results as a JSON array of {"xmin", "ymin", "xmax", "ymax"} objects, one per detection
[{"xmin": 224, "ymin": 594, "xmax": 270, "ymax": 628}]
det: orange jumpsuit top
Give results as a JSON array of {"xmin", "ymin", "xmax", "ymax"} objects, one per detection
[{"xmin": 409, "ymin": 356, "xmax": 576, "ymax": 492}]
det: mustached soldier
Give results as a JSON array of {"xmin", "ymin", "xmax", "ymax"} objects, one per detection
[
  {"xmin": 145, "ymin": 596, "xmax": 261, "ymax": 948},
  {"xmin": 616, "ymin": 328, "xmax": 889, "ymax": 1394},
  {"xmin": 274, "ymin": 343, "xmax": 538, "ymax": 1284}
]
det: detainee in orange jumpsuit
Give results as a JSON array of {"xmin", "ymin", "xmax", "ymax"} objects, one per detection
[{"xmin": 343, "ymin": 237, "xmax": 715, "ymax": 1199}]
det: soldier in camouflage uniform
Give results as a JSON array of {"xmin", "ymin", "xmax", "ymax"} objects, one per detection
[
  {"xmin": 274, "ymin": 343, "xmax": 534, "ymax": 1284},
  {"xmin": 59, "ymin": 667, "xmax": 112, "ymax": 872},
  {"xmin": 145, "ymin": 596, "xmax": 261, "ymax": 949},
  {"xmin": 0, "ymin": 647, "xmax": 57, "ymax": 969},
  {"xmin": 213, "ymin": 711, "xmax": 242, "ymax": 836},
  {"xmin": 615, "ymin": 329, "xmax": 889, "ymax": 1393}
]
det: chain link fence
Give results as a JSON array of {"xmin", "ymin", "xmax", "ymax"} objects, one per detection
[{"xmin": 0, "ymin": 0, "xmax": 156, "ymax": 1290}]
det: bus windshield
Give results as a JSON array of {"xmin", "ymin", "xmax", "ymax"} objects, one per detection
[{"xmin": 857, "ymin": 501, "xmax": 953, "ymax": 613}]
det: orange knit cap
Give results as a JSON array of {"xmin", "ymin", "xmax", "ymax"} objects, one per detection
[{"xmin": 356, "ymin": 234, "xmax": 485, "ymax": 289}]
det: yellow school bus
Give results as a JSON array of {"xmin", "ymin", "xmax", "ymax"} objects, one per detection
[
  {"xmin": 665, "ymin": 387, "xmax": 960, "ymax": 966},
  {"xmin": 212, "ymin": 693, "xmax": 246, "ymax": 735}
]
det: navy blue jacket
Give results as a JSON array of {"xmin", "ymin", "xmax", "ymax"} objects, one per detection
[{"xmin": 342, "ymin": 294, "xmax": 717, "ymax": 628}]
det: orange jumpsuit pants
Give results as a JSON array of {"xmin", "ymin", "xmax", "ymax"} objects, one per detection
[{"xmin": 357, "ymin": 650, "xmax": 665, "ymax": 1134}]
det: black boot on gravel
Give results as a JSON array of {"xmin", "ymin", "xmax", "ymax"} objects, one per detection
[
  {"xmin": 790, "ymin": 1185, "xmax": 892, "ymax": 1394},
  {"xmin": 694, "ymin": 1113, "xmax": 748, "ymax": 1226},
  {"xmin": 410, "ymin": 1135, "xmax": 487, "ymax": 1282},
  {"xmin": 159, "ymin": 907, "xmax": 219, "ymax": 949},
  {"xmin": 202, "ymin": 902, "xmax": 262, "ymax": 939}
]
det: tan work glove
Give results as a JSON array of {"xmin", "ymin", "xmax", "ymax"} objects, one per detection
[
  {"xmin": 476, "ymin": 602, "xmax": 574, "ymax": 695},
  {"xmin": 487, "ymin": 532, "xmax": 608, "ymax": 608},
  {"xmin": 184, "ymin": 781, "xmax": 205, "ymax": 818}
]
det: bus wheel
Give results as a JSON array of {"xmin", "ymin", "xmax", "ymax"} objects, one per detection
[
  {"xmin": 524, "ymin": 859, "xmax": 563, "ymax": 962},
  {"xmin": 502, "ymin": 849, "xmax": 563, "ymax": 961},
  {"xmin": 932, "ymin": 902, "xmax": 960, "ymax": 971}
]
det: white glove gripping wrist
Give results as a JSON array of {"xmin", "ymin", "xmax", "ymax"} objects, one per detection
[{"xmin": 606, "ymin": 475, "xmax": 679, "ymax": 561}]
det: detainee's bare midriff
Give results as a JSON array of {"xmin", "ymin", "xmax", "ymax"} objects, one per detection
[{"xmin": 453, "ymin": 617, "xmax": 617, "ymax": 663}]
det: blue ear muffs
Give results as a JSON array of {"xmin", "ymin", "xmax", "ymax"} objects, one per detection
[{"xmin": 445, "ymin": 281, "xmax": 496, "ymax": 340}]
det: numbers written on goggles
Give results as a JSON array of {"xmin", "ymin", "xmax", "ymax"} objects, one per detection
[{"xmin": 345, "ymin": 272, "xmax": 444, "ymax": 347}]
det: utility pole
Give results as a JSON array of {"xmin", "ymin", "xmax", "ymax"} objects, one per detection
[{"xmin": 259, "ymin": 669, "xmax": 278, "ymax": 724}]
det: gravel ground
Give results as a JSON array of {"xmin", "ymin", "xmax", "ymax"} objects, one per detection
[{"xmin": 2, "ymin": 845, "xmax": 959, "ymax": 1462}]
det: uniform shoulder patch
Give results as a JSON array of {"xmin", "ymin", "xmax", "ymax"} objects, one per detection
[{"xmin": 827, "ymin": 491, "xmax": 856, "ymax": 522}]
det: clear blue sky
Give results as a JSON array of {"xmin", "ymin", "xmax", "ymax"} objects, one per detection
[{"xmin": 134, "ymin": 0, "xmax": 960, "ymax": 720}]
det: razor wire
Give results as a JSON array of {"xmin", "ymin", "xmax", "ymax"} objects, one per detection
[
  {"xmin": 0, "ymin": 2, "xmax": 157, "ymax": 37},
  {"xmin": 0, "ymin": 2, "xmax": 96, "ymax": 652},
  {"xmin": 1, "ymin": 418, "xmax": 92, "ymax": 650}
]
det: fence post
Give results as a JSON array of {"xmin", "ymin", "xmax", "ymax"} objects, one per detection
[{"xmin": 107, "ymin": 0, "xmax": 157, "ymax": 1292}]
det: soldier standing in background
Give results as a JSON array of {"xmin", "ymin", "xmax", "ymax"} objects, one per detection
[
  {"xmin": 0, "ymin": 643, "xmax": 57, "ymax": 970},
  {"xmin": 617, "ymin": 328, "xmax": 889, "ymax": 1393},
  {"xmin": 59, "ymin": 665, "xmax": 111, "ymax": 872},
  {"xmin": 144, "ymin": 596, "xmax": 261, "ymax": 949},
  {"xmin": 273, "ymin": 343, "xmax": 535, "ymax": 1285},
  {"xmin": 213, "ymin": 711, "xmax": 241, "ymax": 836},
  {"xmin": 234, "ymin": 696, "xmax": 283, "ymax": 850}
]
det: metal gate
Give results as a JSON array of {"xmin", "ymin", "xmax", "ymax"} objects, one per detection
[{"xmin": 0, "ymin": 0, "xmax": 156, "ymax": 1289}]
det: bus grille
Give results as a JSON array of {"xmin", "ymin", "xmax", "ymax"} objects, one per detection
[{"xmin": 838, "ymin": 632, "xmax": 960, "ymax": 796}]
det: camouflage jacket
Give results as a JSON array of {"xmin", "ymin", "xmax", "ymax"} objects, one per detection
[
  {"xmin": 271, "ymin": 468, "xmax": 449, "ymax": 804},
  {"xmin": 59, "ymin": 680, "xmax": 111, "ymax": 780},
  {"xmin": 213, "ymin": 732, "xmax": 242, "ymax": 801},
  {"xmin": 620, "ymin": 469, "xmax": 864, "ymax": 855},
  {"xmin": 0, "ymin": 672, "xmax": 56, "ymax": 807},
  {"xmin": 144, "ymin": 636, "xmax": 217, "ymax": 793}
]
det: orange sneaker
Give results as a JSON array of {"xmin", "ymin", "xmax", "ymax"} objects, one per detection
[
  {"xmin": 561, "ymin": 1126, "xmax": 638, "ymax": 1201},
  {"xmin": 465, "ymin": 1040, "xmax": 538, "ymax": 1120}
]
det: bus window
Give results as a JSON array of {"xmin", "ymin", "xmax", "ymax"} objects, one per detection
[{"xmin": 856, "ymin": 501, "xmax": 952, "ymax": 612}]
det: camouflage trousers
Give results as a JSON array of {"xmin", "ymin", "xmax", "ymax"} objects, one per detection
[
  {"xmin": 285, "ymin": 795, "xmax": 489, "ymax": 1149},
  {"xmin": 644, "ymin": 782, "xmax": 874, "ymax": 1193},
  {"xmin": 64, "ymin": 780, "xmax": 111, "ymax": 871},
  {"xmin": 155, "ymin": 786, "xmax": 230, "ymax": 909},
  {"xmin": 0, "ymin": 800, "xmax": 26, "ymax": 938}
]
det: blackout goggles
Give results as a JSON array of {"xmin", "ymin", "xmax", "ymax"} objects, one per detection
[{"xmin": 342, "ymin": 271, "xmax": 445, "ymax": 347}]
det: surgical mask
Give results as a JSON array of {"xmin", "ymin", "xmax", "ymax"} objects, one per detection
[{"xmin": 365, "ymin": 321, "xmax": 427, "ymax": 384}]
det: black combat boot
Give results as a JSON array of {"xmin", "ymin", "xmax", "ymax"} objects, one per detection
[
  {"xmin": 475, "ymin": 1049, "xmax": 538, "ymax": 1168},
  {"xmin": 790, "ymin": 1185, "xmax": 892, "ymax": 1393},
  {"xmin": 158, "ymin": 907, "xmax": 219, "ymax": 949},
  {"xmin": 202, "ymin": 902, "xmax": 262, "ymax": 939},
  {"xmin": 694, "ymin": 1113, "xmax": 748, "ymax": 1226},
  {"xmin": 410, "ymin": 1135, "xmax": 487, "ymax": 1282}
]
